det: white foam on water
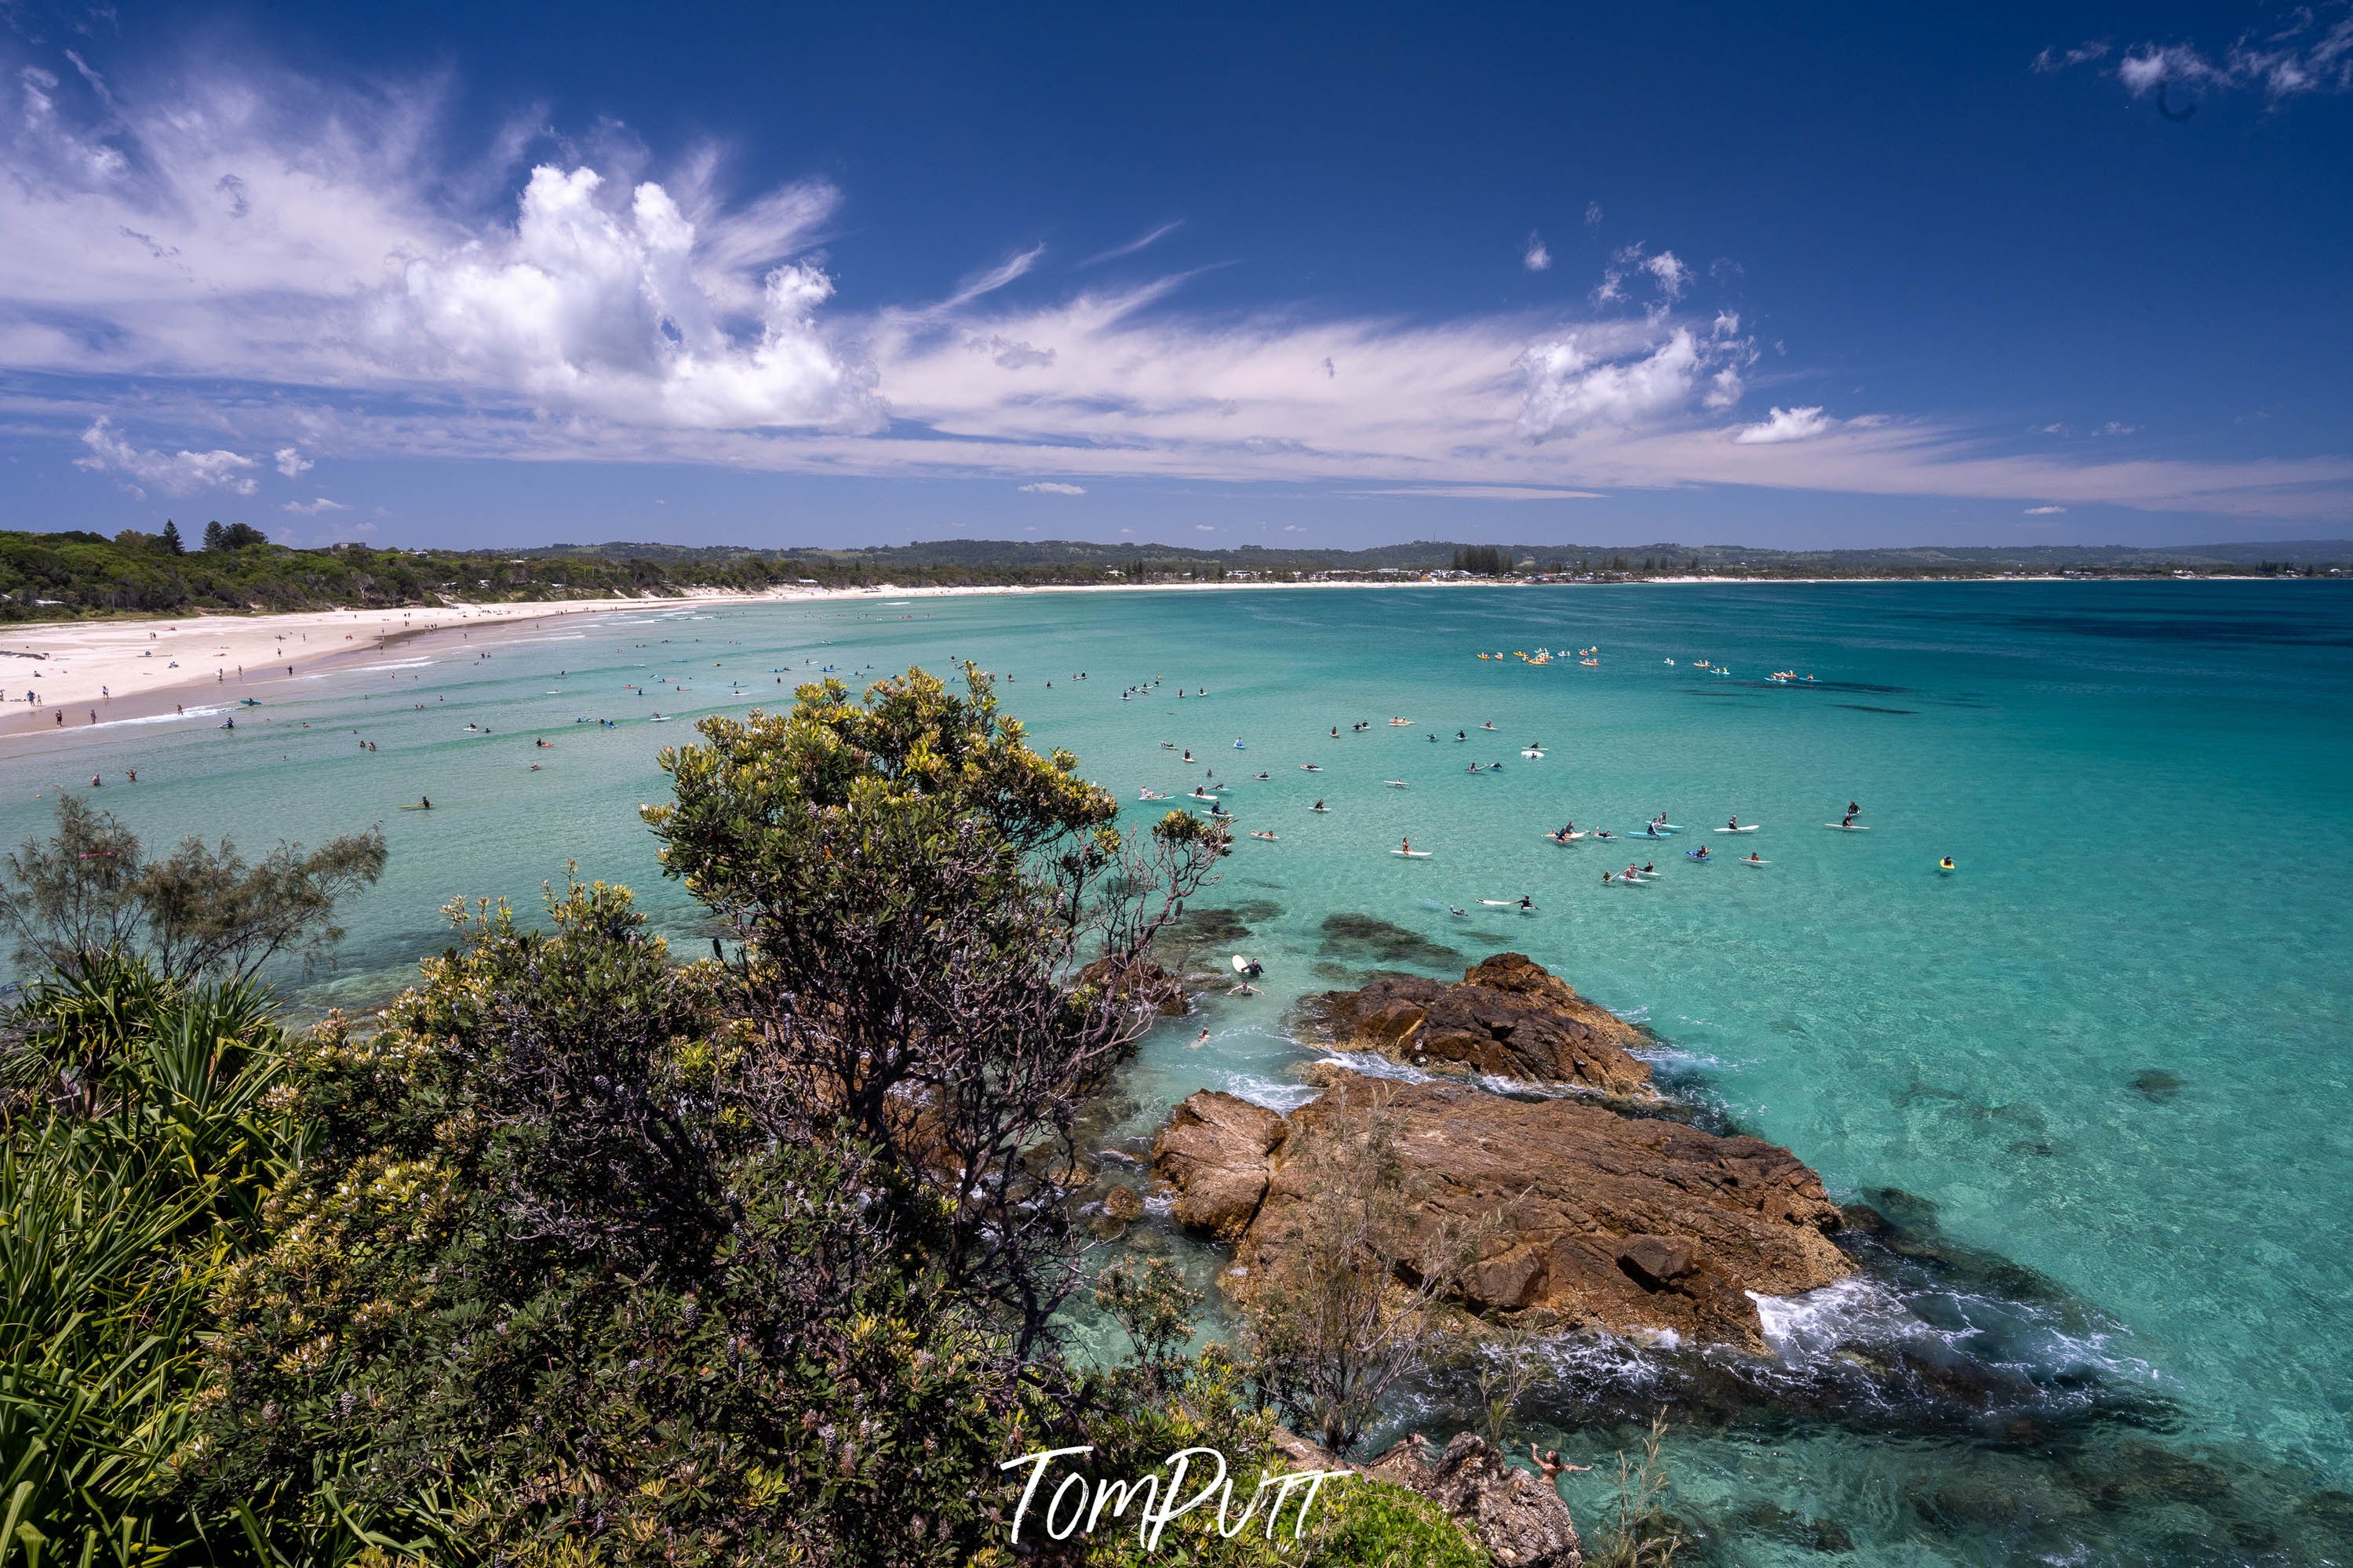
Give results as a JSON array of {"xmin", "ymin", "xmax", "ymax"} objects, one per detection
[
  {"xmin": 1313, "ymin": 1049, "xmax": 1434, "ymax": 1085},
  {"xmin": 355, "ymin": 657, "xmax": 436, "ymax": 672},
  {"xmin": 1528, "ymin": 1328, "xmax": 1674, "ymax": 1390},
  {"xmin": 73, "ymin": 704, "xmax": 229, "ymax": 730},
  {"xmin": 1223, "ymin": 1073, "xmax": 1321, "ymax": 1113},
  {"xmin": 1751, "ymin": 1276, "xmax": 1918, "ymax": 1360},
  {"xmin": 1475, "ymin": 1070, "xmax": 1608, "ymax": 1101}
]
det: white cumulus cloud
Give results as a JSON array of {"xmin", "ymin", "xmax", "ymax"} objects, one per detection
[
  {"xmin": 1517, "ymin": 327, "xmax": 1739, "ymax": 440},
  {"xmin": 371, "ymin": 166, "xmax": 863, "ymax": 430},
  {"xmin": 1732, "ymin": 406, "xmax": 1834, "ymax": 445},
  {"xmin": 1018, "ymin": 481, "xmax": 1086, "ymax": 495},
  {"xmin": 1522, "ymin": 231, "xmax": 1551, "ymax": 271},
  {"xmin": 282, "ymin": 497, "xmax": 347, "ymax": 513},
  {"xmin": 275, "ymin": 446, "xmax": 312, "ymax": 478},
  {"xmin": 2024, "ymin": 504, "xmax": 2067, "ymax": 514},
  {"xmin": 1643, "ymin": 250, "xmax": 1692, "ymax": 300},
  {"xmin": 75, "ymin": 417, "xmax": 258, "ymax": 494}
]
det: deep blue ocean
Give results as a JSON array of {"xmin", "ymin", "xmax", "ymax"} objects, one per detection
[{"xmin": 6, "ymin": 580, "xmax": 2348, "ymax": 1565}]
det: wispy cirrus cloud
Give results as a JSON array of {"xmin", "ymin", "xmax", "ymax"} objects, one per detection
[
  {"xmin": 1080, "ymin": 221, "xmax": 1181, "ymax": 267},
  {"xmin": 2039, "ymin": 5, "xmax": 2353, "ymax": 107},
  {"xmin": 2, "ymin": 43, "xmax": 2348, "ymax": 524},
  {"xmin": 1018, "ymin": 481, "xmax": 1085, "ymax": 495}
]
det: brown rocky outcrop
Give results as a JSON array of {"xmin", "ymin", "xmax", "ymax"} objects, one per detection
[
  {"xmin": 1076, "ymin": 954, "xmax": 1191, "ymax": 1017},
  {"xmin": 1306, "ymin": 953, "xmax": 1652, "ymax": 1096},
  {"xmin": 1148, "ymin": 1090, "xmax": 1288, "ymax": 1239},
  {"xmin": 1273, "ymin": 1429, "xmax": 1582, "ymax": 1568},
  {"xmin": 1157, "ymin": 1069, "xmax": 1852, "ymax": 1352}
]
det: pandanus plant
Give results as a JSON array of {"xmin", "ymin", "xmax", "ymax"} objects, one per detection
[{"xmin": 0, "ymin": 953, "xmax": 292, "ymax": 1567}]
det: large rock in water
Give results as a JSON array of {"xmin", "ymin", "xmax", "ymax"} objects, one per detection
[
  {"xmin": 1149, "ymin": 1090, "xmax": 1288, "ymax": 1240},
  {"xmin": 1273, "ymin": 1430, "xmax": 1582, "ymax": 1568},
  {"xmin": 1306, "ymin": 953, "xmax": 1653, "ymax": 1096},
  {"xmin": 1159, "ymin": 1071, "xmax": 1852, "ymax": 1352}
]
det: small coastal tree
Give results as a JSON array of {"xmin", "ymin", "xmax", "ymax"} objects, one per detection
[
  {"xmin": 647, "ymin": 664, "xmax": 1229, "ymax": 1349},
  {"xmin": 0, "ymin": 797, "xmax": 388, "ymax": 984},
  {"xmin": 1237, "ymin": 1098, "xmax": 1489, "ymax": 1456}
]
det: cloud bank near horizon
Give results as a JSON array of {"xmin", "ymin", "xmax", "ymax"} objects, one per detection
[{"xmin": 5, "ymin": 45, "xmax": 2348, "ymax": 525}]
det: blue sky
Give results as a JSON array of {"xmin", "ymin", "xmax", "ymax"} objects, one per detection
[{"xmin": 2, "ymin": 0, "xmax": 2348, "ymax": 551}]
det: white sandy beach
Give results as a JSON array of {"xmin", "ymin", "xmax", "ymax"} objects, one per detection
[
  {"xmin": 0, "ymin": 578, "xmax": 1466, "ymax": 730},
  {"xmin": 0, "ymin": 569, "xmax": 2130, "ymax": 738}
]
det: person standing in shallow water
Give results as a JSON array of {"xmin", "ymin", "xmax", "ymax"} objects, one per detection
[{"xmin": 1528, "ymin": 1444, "xmax": 1590, "ymax": 1492}]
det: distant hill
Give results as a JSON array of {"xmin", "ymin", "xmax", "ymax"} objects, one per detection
[{"xmin": 3, "ymin": 527, "xmax": 2346, "ymax": 623}]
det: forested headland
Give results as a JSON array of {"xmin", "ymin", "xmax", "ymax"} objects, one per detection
[{"xmin": 5, "ymin": 522, "xmax": 2346, "ymax": 623}]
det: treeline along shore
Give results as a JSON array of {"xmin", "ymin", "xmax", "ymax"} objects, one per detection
[{"xmin": 6, "ymin": 524, "xmax": 2350, "ymax": 622}]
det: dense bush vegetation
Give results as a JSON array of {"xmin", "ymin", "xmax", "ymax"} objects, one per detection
[{"xmin": 0, "ymin": 668, "xmax": 1610, "ymax": 1565}]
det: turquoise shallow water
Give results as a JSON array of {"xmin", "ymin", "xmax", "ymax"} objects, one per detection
[{"xmin": 6, "ymin": 580, "xmax": 2351, "ymax": 1564}]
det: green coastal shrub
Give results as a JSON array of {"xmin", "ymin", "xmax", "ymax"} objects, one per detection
[
  {"xmin": 1073, "ymin": 1474, "xmax": 1488, "ymax": 1568},
  {"xmin": 185, "ymin": 880, "xmax": 1041, "ymax": 1566}
]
